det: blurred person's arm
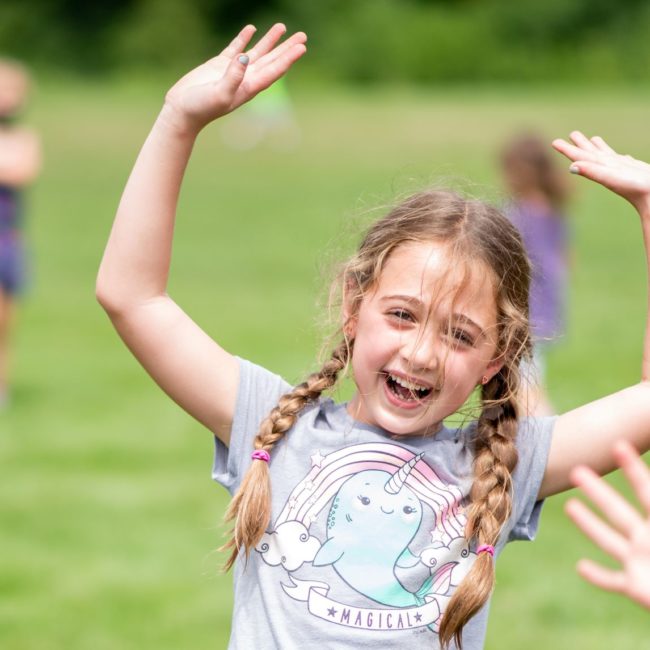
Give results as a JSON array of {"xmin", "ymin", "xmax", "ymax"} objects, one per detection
[
  {"xmin": 0, "ymin": 128, "xmax": 41, "ymax": 186},
  {"xmin": 539, "ymin": 132, "xmax": 650, "ymax": 498},
  {"xmin": 565, "ymin": 440, "xmax": 650, "ymax": 610},
  {"xmin": 96, "ymin": 24, "xmax": 306, "ymax": 445}
]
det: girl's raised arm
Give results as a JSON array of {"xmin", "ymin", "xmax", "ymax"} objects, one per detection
[
  {"xmin": 96, "ymin": 24, "xmax": 307, "ymax": 444},
  {"xmin": 539, "ymin": 132, "xmax": 650, "ymax": 498}
]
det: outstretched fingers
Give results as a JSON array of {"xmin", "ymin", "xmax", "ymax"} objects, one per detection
[
  {"xmin": 162, "ymin": 22, "xmax": 308, "ymax": 130},
  {"xmin": 565, "ymin": 497, "xmax": 628, "ymax": 562},
  {"xmin": 569, "ymin": 130, "xmax": 600, "ymax": 153},
  {"xmin": 570, "ymin": 465, "xmax": 641, "ymax": 537},
  {"xmin": 212, "ymin": 22, "xmax": 292, "ymax": 67},
  {"xmin": 590, "ymin": 135, "xmax": 616, "ymax": 154},
  {"xmin": 553, "ymin": 134, "xmax": 647, "ymax": 198},
  {"xmin": 246, "ymin": 23, "xmax": 289, "ymax": 63},
  {"xmin": 552, "ymin": 131, "xmax": 623, "ymax": 165},
  {"xmin": 552, "ymin": 138, "xmax": 602, "ymax": 165},
  {"xmin": 567, "ymin": 442, "xmax": 650, "ymax": 608},
  {"xmin": 573, "ymin": 130, "xmax": 617, "ymax": 156},
  {"xmin": 221, "ymin": 24, "xmax": 257, "ymax": 59},
  {"xmin": 576, "ymin": 558, "xmax": 627, "ymax": 595},
  {"xmin": 204, "ymin": 25, "xmax": 307, "ymax": 116},
  {"xmin": 254, "ymin": 30, "xmax": 308, "ymax": 68},
  {"xmin": 244, "ymin": 40, "xmax": 307, "ymax": 97}
]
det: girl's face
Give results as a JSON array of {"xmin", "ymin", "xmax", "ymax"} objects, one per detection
[{"xmin": 347, "ymin": 241, "xmax": 503, "ymax": 436}]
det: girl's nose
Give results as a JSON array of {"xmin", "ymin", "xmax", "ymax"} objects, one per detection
[{"xmin": 401, "ymin": 329, "xmax": 440, "ymax": 372}]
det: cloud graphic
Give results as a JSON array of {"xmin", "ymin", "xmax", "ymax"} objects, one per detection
[
  {"xmin": 420, "ymin": 537, "xmax": 473, "ymax": 585},
  {"xmin": 256, "ymin": 521, "xmax": 322, "ymax": 571}
]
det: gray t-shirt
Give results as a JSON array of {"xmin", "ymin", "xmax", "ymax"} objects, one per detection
[{"xmin": 213, "ymin": 358, "xmax": 554, "ymax": 649}]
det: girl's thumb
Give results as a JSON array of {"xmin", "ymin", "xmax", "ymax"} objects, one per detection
[{"xmin": 220, "ymin": 53, "xmax": 249, "ymax": 95}]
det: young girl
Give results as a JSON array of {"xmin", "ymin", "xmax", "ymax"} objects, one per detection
[
  {"xmin": 96, "ymin": 24, "xmax": 650, "ymax": 649},
  {"xmin": 500, "ymin": 132, "xmax": 572, "ymax": 416}
]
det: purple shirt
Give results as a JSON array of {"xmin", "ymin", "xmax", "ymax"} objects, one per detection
[
  {"xmin": 508, "ymin": 200, "xmax": 568, "ymax": 341},
  {"xmin": 0, "ymin": 185, "xmax": 21, "ymax": 234}
]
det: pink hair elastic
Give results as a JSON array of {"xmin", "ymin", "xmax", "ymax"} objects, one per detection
[
  {"xmin": 251, "ymin": 450, "xmax": 270, "ymax": 463},
  {"xmin": 476, "ymin": 544, "xmax": 495, "ymax": 557}
]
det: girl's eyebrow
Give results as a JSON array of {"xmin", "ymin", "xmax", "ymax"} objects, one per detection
[
  {"xmin": 381, "ymin": 294, "xmax": 486, "ymax": 334},
  {"xmin": 452, "ymin": 314, "xmax": 487, "ymax": 336},
  {"xmin": 381, "ymin": 294, "xmax": 424, "ymax": 307}
]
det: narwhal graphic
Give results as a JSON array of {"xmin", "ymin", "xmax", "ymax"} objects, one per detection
[{"xmin": 312, "ymin": 453, "xmax": 439, "ymax": 607}]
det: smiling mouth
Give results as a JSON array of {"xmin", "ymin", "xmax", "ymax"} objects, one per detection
[{"xmin": 385, "ymin": 373, "xmax": 433, "ymax": 402}]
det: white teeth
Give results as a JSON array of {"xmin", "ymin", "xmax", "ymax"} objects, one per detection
[{"xmin": 389, "ymin": 374, "xmax": 429, "ymax": 392}]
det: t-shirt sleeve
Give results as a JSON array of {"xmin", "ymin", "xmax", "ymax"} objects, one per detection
[
  {"xmin": 211, "ymin": 357, "xmax": 291, "ymax": 495},
  {"xmin": 507, "ymin": 416, "xmax": 556, "ymax": 542}
]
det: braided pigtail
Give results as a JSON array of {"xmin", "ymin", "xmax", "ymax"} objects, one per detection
[
  {"xmin": 221, "ymin": 340, "xmax": 351, "ymax": 570},
  {"xmin": 438, "ymin": 369, "xmax": 520, "ymax": 649}
]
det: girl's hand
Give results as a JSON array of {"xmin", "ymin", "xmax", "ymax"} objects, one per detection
[
  {"xmin": 553, "ymin": 131, "xmax": 650, "ymax": 216},
  {"xmin": 162, "ymin": 23, "xmax": 307, "ymax": 134},
  {"xmin": 565, "ymin": 440, "xmax": 650, "ymax": 610}
]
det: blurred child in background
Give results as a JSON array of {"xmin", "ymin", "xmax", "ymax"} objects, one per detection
[
  {"xmin": 219, "ymin": 76, "xmax": 301, "ymax": 151},
  {"xmin": 0, "ymin": 59, "xmax": 41, "ymax": 407},
  {"xmin": 501, "ymin": 132, "xmax": 572, "ymax": 415}
]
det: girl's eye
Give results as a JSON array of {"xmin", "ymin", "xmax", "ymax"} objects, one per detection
[
  {"xmin": 358, "ymin": 495, "xmax": 371, "ymax": 506},
  {"xmin": 402, "ymin": 505, "xmax": 416, "ymax": 515},
  {"xmin": 449, "ymin": 328, "xmax": 475, "ymax": 347},
  {"xmin": 389, "ymin": 309, "xmax": 414, "ymax": 322}
]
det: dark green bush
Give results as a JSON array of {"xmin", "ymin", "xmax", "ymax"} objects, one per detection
[{"xmin": 1, "ymin": 0, "xmax": 650, "ymax": 83}]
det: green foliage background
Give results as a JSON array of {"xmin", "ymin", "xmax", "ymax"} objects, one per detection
[
  {"xmin": 1, "ymin": 74, "xmax": 649, "ymax": 648},
  {"xmin": 2, "ymin": 0, "xmax": 650, "ymax": 82}
]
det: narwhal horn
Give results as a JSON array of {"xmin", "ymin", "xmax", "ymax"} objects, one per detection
[{"xmin": 385, "ymin": 453, "xmax": 424, "ymax": 494}]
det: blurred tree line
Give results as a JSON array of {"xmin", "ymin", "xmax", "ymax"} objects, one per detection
[{"xmin": 1, "ymin": 0, "xmax": 649, "ymax": 82}]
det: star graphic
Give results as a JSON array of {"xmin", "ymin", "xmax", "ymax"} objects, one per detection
[
  {"xmin": 414, "ymin": 612, "xmax": 422, "ymax": 623},
  {"xmin": 304, "ymin": 480, "xmax": 315, "ymax": 492},
  {"xmin": 327, "ymin": 607, "xmax": 337, "ymax": 617},
  {"xmin": 310, "ymin": 450, "xmax": 325, "ymax": 468},
  {"xmin": 429, "ymin": 529, "xmax": 445, "ymax": 544}
]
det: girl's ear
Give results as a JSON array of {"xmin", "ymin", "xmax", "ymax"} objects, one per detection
[
  {"xmin": 342, "ymin": 304, "xmax": 357, "ymax": 340},
  {"xmin": 481, "ymin": 355, "xmax": 505, "ymax": 385},
  {"xmin": 343, "ymin": 316, "xmax": 357, "ymax": 339}
]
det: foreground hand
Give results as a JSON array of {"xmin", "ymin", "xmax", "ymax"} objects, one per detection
[
  {"xmin": 565, "ymin": 440, "xmax": 650, "ymax": 609},
  {"xmin": 553, "ymin": 132, "xmax": 650, "ymax": 215},
  {"xmin": 163, "ymin": 23, "xmax": 307, "ymax": 134}
]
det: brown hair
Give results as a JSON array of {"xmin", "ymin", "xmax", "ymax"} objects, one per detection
[
  {"xmin": 501, "ymin": 132, "xmax": 570, "ymax": 211},
  {"xmin": 223, "ymin": 190, "xmax": 531, "ymax": 648}
]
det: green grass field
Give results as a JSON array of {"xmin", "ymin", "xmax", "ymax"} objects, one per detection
[{"xmin": 1, "ymin": 77, "xmax": 650, "ymax": 649}]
